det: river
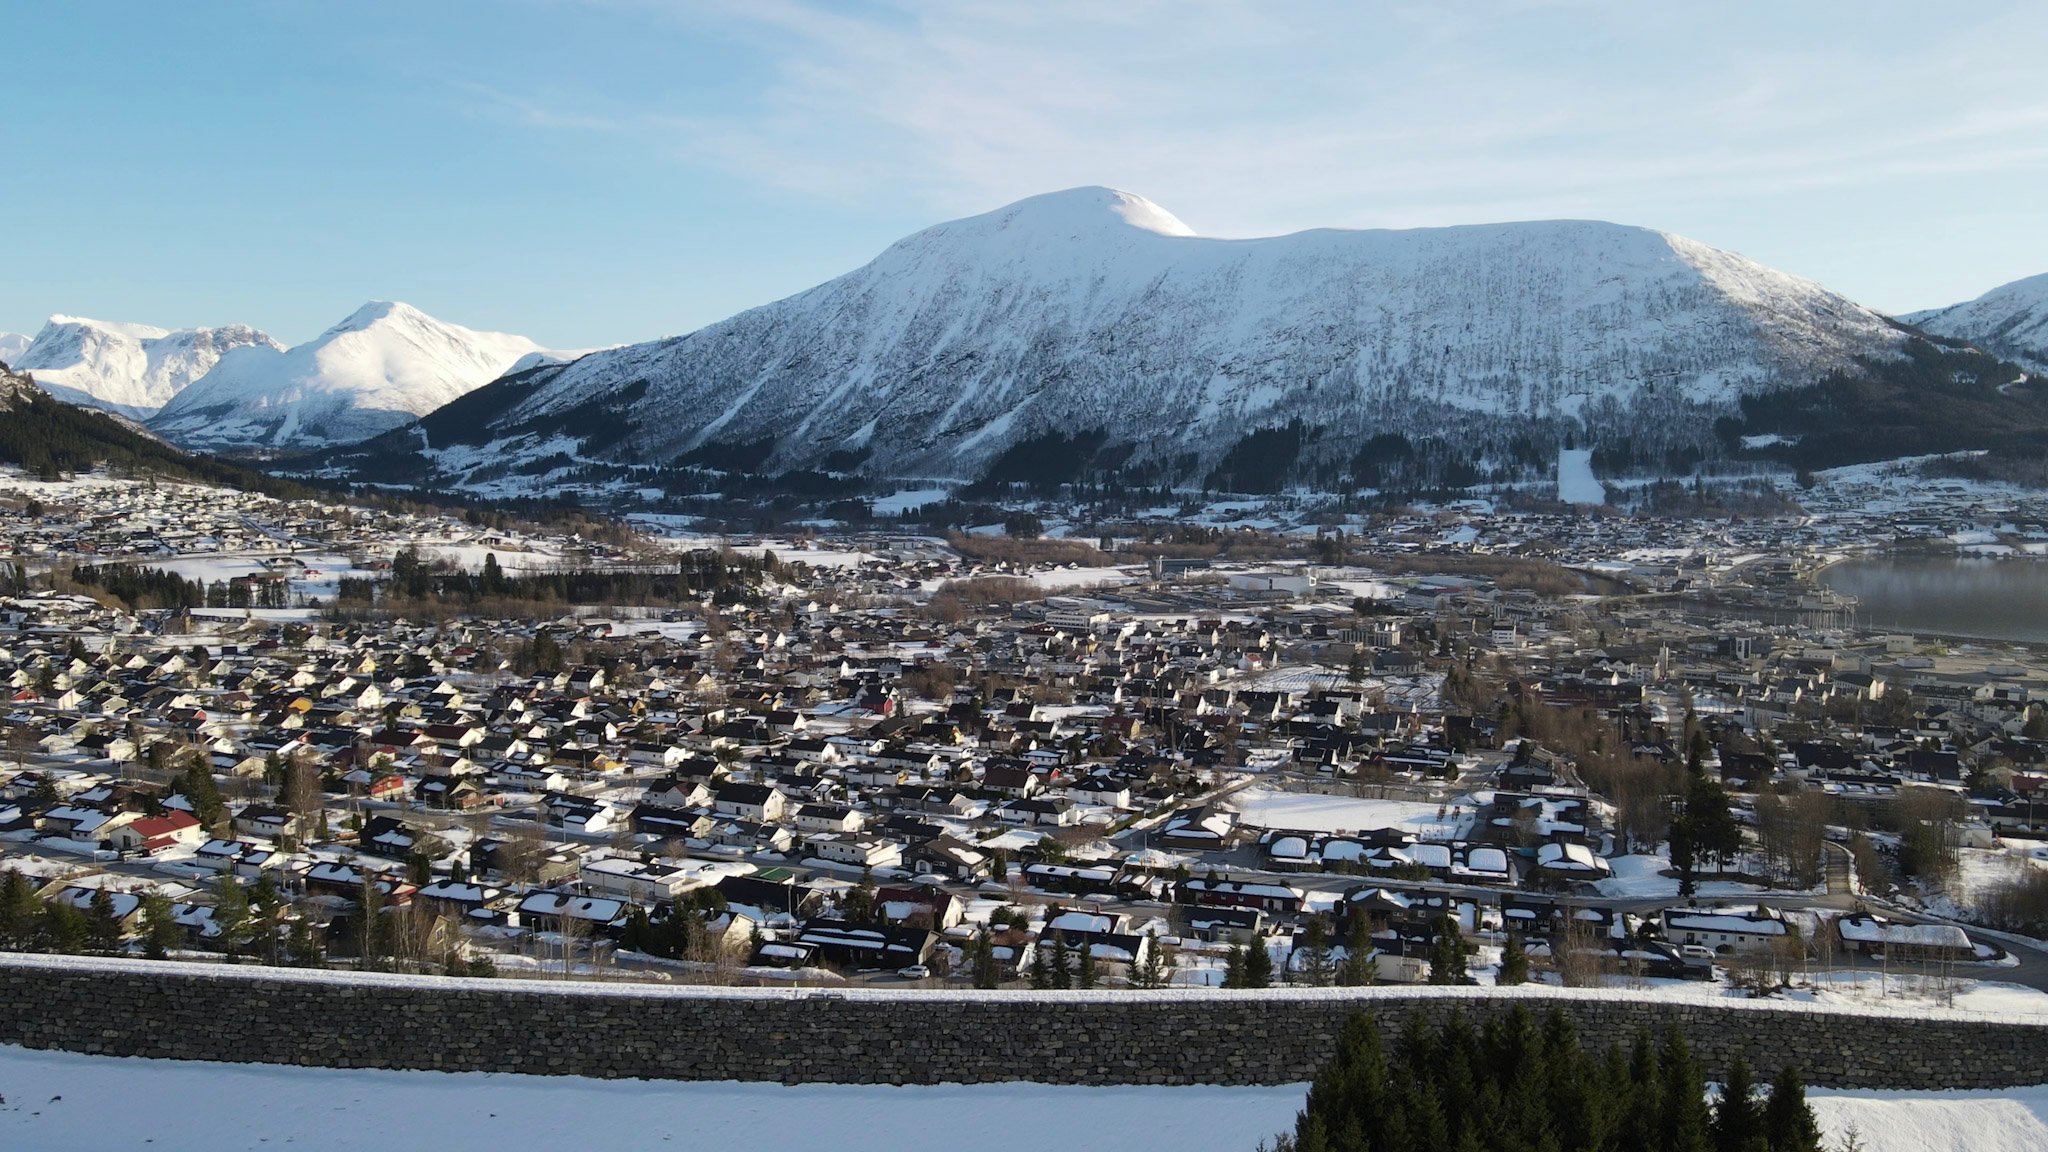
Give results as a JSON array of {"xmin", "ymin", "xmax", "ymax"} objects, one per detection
[{"xmin": 1820, "ymin": 554, "xmax": 2048, "ymax": 644}]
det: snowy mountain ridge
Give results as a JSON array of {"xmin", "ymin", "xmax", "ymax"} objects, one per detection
[
  {"xmin": 392, "ymin": 186, "xmax": 1909, "ymax": 491},
  {"xmin": 1906, "ymin": 273, "xmax": 2048, "ymax": 372},
  {"xmin": 148, "ymin": 301, "xmax": 550, "ymax": 452},
  {"xmin": 11, "ymin": 315, "xmax": 282, "ymax": 417}
]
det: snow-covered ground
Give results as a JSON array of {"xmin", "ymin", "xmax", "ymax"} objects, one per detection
[
  {"xmin": 1922, "ymin": 844, "xmax": 2048, "ymax": 922},
  {"xmin": 1809, "ymin": 1086, "xmax": 2048, "ymax": 1152},
  {"xmin": 1593, "ymin": 853, "xmax": 1768, "ymax": 899},
  {"xmin": 1, "ymin": 1045, "xmax": 2041, "ymax": 1152},
  {"xmin": 1558, "ymin": 448, "xmax": 1606, "ymax": 506},
  {"xmin": 0, "ymin": 1045, "xmax": 1301, "ymax": 1152},
  {"xmin": 1228, "ymin": 787, "xmax": 1472, "ymax": 839}
]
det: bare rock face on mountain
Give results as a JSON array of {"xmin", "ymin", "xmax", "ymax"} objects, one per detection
[
  {"xmin": 383, "ymin": 186, "xmax": 1907, "ymax": 492},
  {"xmin": 12, "ymin": 316, "xmax": 280, "ymax": 417},
  {"xmin": 148, "ymin": 301, "xmax": 546, "ymax": 452}
]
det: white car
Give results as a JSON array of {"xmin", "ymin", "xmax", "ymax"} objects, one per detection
[{"xmin": 897, "ymin": 965, "xmax": 931, "ymax": 980}]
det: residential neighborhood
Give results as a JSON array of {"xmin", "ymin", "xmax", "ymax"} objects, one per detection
[{"xmin": 1, "ymin": 466, "xmax": 2046, "ymax": 1013}]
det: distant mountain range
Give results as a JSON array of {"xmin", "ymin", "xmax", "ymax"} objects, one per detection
[
  {"xmin": 14, "ymin": 188, "xmax": 2048, "ymax": 497},
  {"xmin": 148, "ymin": 301, "xmax": 559, "ymax": 452},
  {"xmin": 4, "ymin": 303, "xmax": 572, "ymax": 453},
  {"xmin": 10, "ymin": 317, "xmax": 281, "ymax": 418}
]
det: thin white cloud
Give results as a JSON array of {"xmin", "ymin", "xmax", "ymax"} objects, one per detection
[
  {"xmin": 506, "ymin": 1, "xmax": 2040, "ymax": 240},
  {"xmin": 458, "ymin": 0, "xmax": 2048, "ymax": 309}
]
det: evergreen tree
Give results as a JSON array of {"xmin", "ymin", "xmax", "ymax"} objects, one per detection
[
  {"xmin": 212, "ymin": 873, "xmax": 251, "ymax": 958},
  {"xmin": 620, "ymin": 906, "xmax": 654, "ymax": 954},
  {"xmin": 85, "ymin": 887, "xmax": 123, "ymax": 953},
  {"xmin": 0, "ymin": 867, "xmax": 38, "ymax": 950},
  {"xmin": 971, "ymin": 924, "xmax": 999, "ymax": 989},
  {"xmin": 177, "ymin": 761, "xmax": 226, "ymax": 831},
  {"xmin": 1428, "ymin": 915, "xmax": 1469, "ymax": 985},
  {"xmin": 1712, "ymin": 1056, "xmax": 1766, "ymax": 1152},
  {"xmin": 1132, "ymin": 929, "xmax": 1168, "ymax": 989},
  {"xmin": 1657, "ymin": 1027, "xmax": 1712, "ymax": 1152},
  {"xmin": 1297, "ymin": 1014, "xmax": 1391, "ymax": 1152},
  {"xmin": 1497, "ymin": 932, "xmax": 1529, "ymax": 986},
  {"xmin": 1762, "ymin": 1067, "xmax": 1823, "ymax": 1152},
  {"xmin": 1241, "ymin": 938, "xmax": 1273, "ymax": 988},
  {"xmin": 1336, "ymin": 914, "xmax": 1378, "ymax": 986},
  {"xmin": 1030, "ymin": 936, "xmax": 1052, "ymax": 989},
  {"xmin": 1279, "ymin": 1010, "xmax": 1819, "ymax": 1152},
  {"xmin": 1298, "ymin": 915, "xmax": 1336, "ymax": 986},
  {"xmin": 38, "ymin": 899, "xmax": 87, "ymax": 953},
  {"xmin": 1671, "ymin": 816, "xmax": 1701, "ymax": 898},
  {"xmin": 1686, "ymin": 773, "xmax": 1744, "ymax": 874},
  {"xmin": 286, "ymin": 910, "xmax": 325, "ymax": 968},
  {"xmin": 28, "ymin": 772, "xmax": 60, "ymax": 808},
  {"xmin": 1050, "ymin": 932, "xmax": 1074, "ymax": 990},
  {"xmin": 140, "ymin": 892, "xmax": 180, "ymax": 960},
  {"xmin": 1077, "ymin": 939, "xmax": 1098, "ymax": 988},
  {"xmin": 841, "ymin": 868, "xmax": 878, "ymax": 923},
  {"xmin": 356, "ymin": 877, "xmax": 386, "ymax": 968}
]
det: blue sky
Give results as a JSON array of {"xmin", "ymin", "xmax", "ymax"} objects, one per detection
[{"xmin": 5, "ymin": 1, "xmax": 2046, "ymax": 348}]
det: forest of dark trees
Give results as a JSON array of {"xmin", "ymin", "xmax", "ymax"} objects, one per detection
[
  {"xmin": 336, "ymin": 545, "xmax": 783, "ymax": 612},
  {"xmin": 0, "ymin": 374, "xmax": 314, "ymax": 499},
  {"xmin": 1271, "ymin": 1009, "xmax": 1823, "ymax": 1152}
]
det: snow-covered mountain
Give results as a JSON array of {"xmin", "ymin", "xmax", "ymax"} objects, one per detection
[
  {"xmin": 1905, "ymin": 273, "xmax": 2048, "ymax": 372},
  {"xmin": 388, "ymin": 186, "xmax": 1908, "ymax": 491},
  {"xmin": 0, "ymin": 333, "xmax": 30, "ymax": 366},
  {"xmin": 150, "ymin": 301, "xmax": 546, "ymax": 452},
  {"xmin": 11, "ymin": 316, "xmax": 281, "ymax": 417}
]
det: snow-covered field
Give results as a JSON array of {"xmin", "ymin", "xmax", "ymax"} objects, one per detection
[
  {"xmin": 1228, "ymin": 787, "xmax": 1470, "ymax": 838},
  {"xmin": 1558, "ymin": 448, "xmax": 1606, "ymax": 506},
  {"xmin": 0, "ymin": 1045, "xmax": 1301, "ymax": 1152},
  {"xmin": 1593, "ymin": 853, "xmax": 1768, "ymax": 899},
  {"xmin": 1, "ymin": 1045, "xmax": 2042, "ymax": 1152},
  {"xmin": 1809, "ymin": 1086, "xmax": 2048, "ymax": 1152}
]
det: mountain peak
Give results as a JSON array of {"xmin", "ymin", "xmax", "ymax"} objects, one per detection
[
  {"xmin": 418, "ymin": 191, "xmax": 1904, "ymax": 497},
  {"xmin": 42, "ymin": 314, "xmax": 172, "ymax": 341},
  {"xmin": 985, "ymin": 187, "xmax": 1197, "ymax": 238},
  {"xmin": 14, "ymin": 315, "xmax": 279, "ymax": 416},
  {"xmin": 151, "ymin": 301, "xmax": 547, "ymax": 451},
  {"xmin": 327, "ymin": 300, "xmax": 425, "ymax": 335}
]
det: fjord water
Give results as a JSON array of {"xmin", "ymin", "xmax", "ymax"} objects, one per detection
[{"xmin": 1821, "ymin": 555, "xmax": 2048, "ymax": 643}]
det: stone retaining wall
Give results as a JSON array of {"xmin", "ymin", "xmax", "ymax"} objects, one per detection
[{"xmin": 2, "ymin": 954, "xmax": 2042, "ymax": 1089}]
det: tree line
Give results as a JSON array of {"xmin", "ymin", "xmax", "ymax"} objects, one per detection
[{"xmin": 1270, "ymin": 1007, "xmax": 1824, "ymax": 1152}]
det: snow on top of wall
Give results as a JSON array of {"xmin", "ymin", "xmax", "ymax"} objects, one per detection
[{"xmin": 4, "ymin": 952, "xmax": 2038, "ymax": 1024}]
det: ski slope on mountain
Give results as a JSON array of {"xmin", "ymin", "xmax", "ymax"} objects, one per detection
[
  {"xmin": 150, "ymin": 302, "xmax": 545, "ymax": 451},
  {"xmin": 414, "ymin": 186, "xmax": 1907, "ymax": 489},
  {"xmin": 1906, "ymin": 272, "xmax": 2048, "ymax": 372},
  {"xmin": 11, "ymin": 316, "xmax": 280, "ymax": 417}
]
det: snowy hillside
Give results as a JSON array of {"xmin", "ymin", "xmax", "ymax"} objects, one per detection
[
  {"xmin": 0, "ymin": 332, "xmax": 29, "ymax": 365},
  {"xmin": 11, "ymin": 315, "xmax": 280, "ymax": 417},
  {"xmin": 149, "ymin": 301, "xmax": 545, "ymax": 452},
  {"xmin": 1905, "ymin": 273, "xmax": 2048, "ymax": 372},
  {"xmin": 399, "ymin": 186, "xmax": 1908, "ymax": 491}
]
